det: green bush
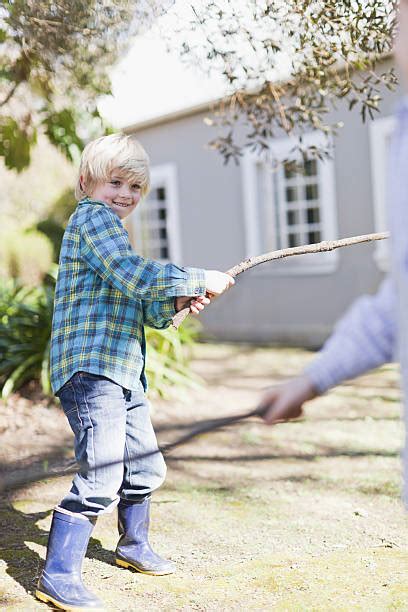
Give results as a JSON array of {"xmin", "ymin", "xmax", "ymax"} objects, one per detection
[
  {"xmin": 145, "ymin": 319, "xmax": 202, "ymax": 397},
  {"xmin": 35, "ymin": 218, "xmax": 65, "ymax": 262},
  {"xmin": 0, "ymin": 275, "xmax": 201, "ymax": 399},
  {"xmin": 0, "ymin": 229, "xmax": 54, "ymax": 286},
  {"xmin": 0, "ymin": 279, "xmax": 54, "ymax": 398},
  {"xmin": 48, "ymin": 188, "xmax": 77, "ymax": 226},
  {"xmin": 35, "ymin": 188, "xmax": 77, "ymax": 263}
]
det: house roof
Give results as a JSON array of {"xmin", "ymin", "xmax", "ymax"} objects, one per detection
[
  {"xmin": 123, "ymin": 96, "xmax": 222, "ymax": 133},
  {"xmin": 124, "ymin": 52, "xmax": 394, "ymax": 133}
]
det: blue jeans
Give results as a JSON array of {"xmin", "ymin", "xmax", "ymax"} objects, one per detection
[{"xmin": 56, "ymin": 372, "xmax": 166, "ymax": 517}]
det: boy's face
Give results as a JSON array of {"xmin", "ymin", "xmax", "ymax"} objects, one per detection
[
  {"xmin": 87, "ymin": 171, "xmax": 142, "ymax": 219},
  {"xmin": 395, "ymin": 0, "xmax": 408, "ymax": 87}
]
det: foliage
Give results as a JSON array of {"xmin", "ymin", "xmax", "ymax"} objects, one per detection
[
  {"xmin": 145, "ymin": 319, "xmax": 202, "ymax": 397},
  {"xmin": 0, "ymin": 274, "xmax": 201, "ymax": 398},
  {"xmin": 0, "ymin": 0, "xmax": 172, "ymax": 171},
  {"xmin": 35, "ymin": 188, "xmax": 77, "ymax": 261},
  {"xmin": 0, "ymin": 278, "xmax": 54, "ymax": 398},
  {"xmin": 0, "ymin": 229, "xmax": 54, "ymax": 285},
  {"xmin": 0, "ymin": 134, "xmax": 76, "ymax": 229},
  {"xmin": 46, "ymin": 188, "xmax": 77, "ymax": 226},
  {"xmin": 35, "ymin": 219, "xmax": 65, "ymax": 263},
  {"xmin": 167, "ymin": 0, "xmax": 397, "ymax": 164}
]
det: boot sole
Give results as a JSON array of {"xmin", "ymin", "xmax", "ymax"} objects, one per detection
[
  {"xmin": 35, "ymin": 589, "xmax": 105, "ymax": 611},
  {"xmin": 115, "ymin": 557, "xmax": 174, "ymax": 576}
]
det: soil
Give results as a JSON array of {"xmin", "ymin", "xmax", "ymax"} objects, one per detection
[{"xmin": 0, "ymin": 343, "xmax": 407, "ymax": 611}]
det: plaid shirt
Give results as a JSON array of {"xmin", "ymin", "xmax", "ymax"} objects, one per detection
[{"xmin": 50, "ymin": 198, "xmax": 206, "ymax": 394}]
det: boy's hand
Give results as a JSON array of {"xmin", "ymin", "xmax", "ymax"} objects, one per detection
[
  {"xmin": 205, "ymin": 270, "xmax": 235, "ymax": 296},
  {"xmin": 175, "ymin": 295, "xmax": 211, "ymax": 315},
  {"xmin": 259, "ymin": 376, "xmax": 318, "ymax": 424}
]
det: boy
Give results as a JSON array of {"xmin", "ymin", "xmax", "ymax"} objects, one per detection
[
  {"xmin": 259, "ymin": 0, "xmax": 408, "ymax": 511},
  {"xmin": 36, "ymin": 133, "xmax": 234, "ymax": 610}
]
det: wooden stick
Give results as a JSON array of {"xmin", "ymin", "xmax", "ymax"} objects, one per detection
[{"xmin": 171, "ymin": 231, "xmax": 390, "ymax": 330}]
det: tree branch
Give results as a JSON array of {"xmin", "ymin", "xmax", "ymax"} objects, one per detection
[
  {"xmin": 0, "ymin": 82, "xmax": 20, "ymax": 107},
  {"xmin": 172, "ymin": 231, "xmax": 390, "ymax": 329}
]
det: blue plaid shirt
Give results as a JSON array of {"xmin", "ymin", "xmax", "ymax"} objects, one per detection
[{"xmin": 50, "ymin": 198, "xmax": 206, "ymax": 393}]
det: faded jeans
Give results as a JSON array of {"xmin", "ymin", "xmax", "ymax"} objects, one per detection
[{"xmin": 56, "ymin": 372, "xmax": 166, "ymax": 517}]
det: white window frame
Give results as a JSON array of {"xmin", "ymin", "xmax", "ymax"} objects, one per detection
[
  {"xmin": 127, "ymin": 163, "xmax": 183, "ymax": 265},
  {"xmin": 242, "ymin": 132, "xmax": 339, "ymax": 275},
  {"xmin": 369, "ymin": 115, "xmax": 396, "ymax": 272}
]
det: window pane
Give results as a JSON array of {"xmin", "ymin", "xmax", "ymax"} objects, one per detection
[
  {"xmin": 136, "ymin": 183, "xmax": 170, "ymax": 261},
  {"xmin": 286, "ymin": 186, "xmax": 298, "ymax": 202},
  {"xmin": 288, "ymin": 233, "xmax": 300, "ymax": 247},
  {"xmin": 304, "ymin": 159, "xmax": 317, "ymax": 176},
  {"xmin": 286, "ymin": 210, "xmax": 299, "ymax": 226},
  {"xmin": 157, "ymin": 187, "xmax": 166, "ymax": 201},
  {"xmin": 306, "ymin": 208, "xmax": 320, "ymax": 224},
  {"xmin": 284, "ymin": 163, "xmax": 296, "ymax": 179},
  {"xmin": 307, "ymin": 231, "xmax": 321, "ymax": 244},
  {"xmin": 305, "ymin": 184, "xmax": 319, "ymax": 201}
]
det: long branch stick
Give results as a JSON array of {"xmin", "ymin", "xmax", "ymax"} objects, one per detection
[{"xmin": 172, "ymin": 231, "xmax": 390, "ymax": 330}]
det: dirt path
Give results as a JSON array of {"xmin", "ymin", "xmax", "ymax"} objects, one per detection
[{"xmin": 1, "ymin": 344, "xmax": 407, "ymax": 610}]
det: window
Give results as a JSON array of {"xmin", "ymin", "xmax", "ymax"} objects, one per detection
[
  {"xmin": 369, "ymin": 116, "xmax": 396, "ymax": 271},
  {"xmin": 242, "ymin": 132, "xmax": 338, "ymax": 275},
  {"xmin": 126, "ymin": 163, "xmax": 182, "ymax": 264}
]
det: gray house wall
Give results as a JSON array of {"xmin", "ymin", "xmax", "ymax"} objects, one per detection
[{"xmin": 128, "ymin": 57, "xmax": 401, "ymax": 347}]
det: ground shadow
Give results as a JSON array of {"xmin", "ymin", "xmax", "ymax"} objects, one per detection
[
  {"xmin": 0, "ymin": 497, "xmax": 117, "ymax": 607},
  {"xmin": 166, "ymin": 447, "xmax": 399, "ymax": 463}
]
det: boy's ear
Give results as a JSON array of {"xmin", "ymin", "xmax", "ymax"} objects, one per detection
[{"xmin": 79, "ymin": 175, "xmax": 86, "ymax": 193}]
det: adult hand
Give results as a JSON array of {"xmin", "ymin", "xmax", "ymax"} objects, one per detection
[{"xmin": 259, "ymin": 375, "xmax": 318, "ymax": 424}]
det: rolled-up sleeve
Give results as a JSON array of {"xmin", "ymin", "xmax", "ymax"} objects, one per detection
[
  {"xmin": 80, "ymin": 206, "xmax": 206, "ymax": 301},
  {"xmin": 142, "ymin": 298, "xmax": 176, "ymax": 329}
]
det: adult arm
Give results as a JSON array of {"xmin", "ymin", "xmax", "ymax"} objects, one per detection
[
  {"xmin": 305, "ymin": 276, "xmax": 397, "ymax": 393},
  {"xmin": 261, "ymin": 277, "xmax": 397, "ymax": 424}
]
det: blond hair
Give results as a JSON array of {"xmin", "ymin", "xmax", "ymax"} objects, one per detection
[{"xmin": 75, "ymin": 133, "xmax": 150, "ymax": 200}]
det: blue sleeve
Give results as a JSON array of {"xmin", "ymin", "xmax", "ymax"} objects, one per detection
[
  {"xmin": 142, "ymin": 298, "xmax": 176, "ymax": 329},
  {"xmin": 80, "ymin": 205, "xmax": 206, "ymax": 301}
]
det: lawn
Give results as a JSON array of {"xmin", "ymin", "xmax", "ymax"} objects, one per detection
[{"xmin": 0, "ymin": 343, "xmax": 407, "ymax": 610}]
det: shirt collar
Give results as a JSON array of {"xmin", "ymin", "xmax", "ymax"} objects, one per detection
[{"xmin": 78, "ymin": 197, "xmax": 108, "ymax": 208}]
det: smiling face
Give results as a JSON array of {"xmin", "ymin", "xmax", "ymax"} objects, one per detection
[{"xmin": 87, "ymin": 171, "xmax": 142, "ymax": 219}]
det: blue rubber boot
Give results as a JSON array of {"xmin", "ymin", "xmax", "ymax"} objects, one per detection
[
  {"xmin": 36, "ymin": 509, "xmax": 104, "ymax": 610},
  {"xmin": 115, "ymin": 497, "xmax": 175, "ymax": 575}
]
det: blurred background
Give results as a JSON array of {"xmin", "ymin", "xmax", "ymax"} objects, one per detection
[{"xmin": 0, "ymin": 0, "xmax": 400, "ymax": 396}]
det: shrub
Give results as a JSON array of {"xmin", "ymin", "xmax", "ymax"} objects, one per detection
[
  {"xmin": 35, "ymin": 218, "xmax": 65, "ymax": 262},
  {"xmin": 0, "ymin": 229, "xmax": 54, "ymax": 286},
  {"xmin": 0, "ymin": 279, "xmax": 54, "ymax": 398},
  {"xmin": 145, "ymin": 319, "xmax": 202, "ymax": 397},
  {"xmin": 35, "ymin": 188, "xmax": 77, "ymax": 263}
]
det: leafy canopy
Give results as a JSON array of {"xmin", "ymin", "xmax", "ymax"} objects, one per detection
[
  {"xmin": 0, "ymin": 0, "xmax": 170, "ymax": 170},
  {"xmin": 168, "ymin": 0, "xmax": 398, "ymax": 164}
]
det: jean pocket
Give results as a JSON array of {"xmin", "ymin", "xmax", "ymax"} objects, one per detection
[{"xmin": 57, "ymin": 383, "xmax": 83, "ymax": 427}]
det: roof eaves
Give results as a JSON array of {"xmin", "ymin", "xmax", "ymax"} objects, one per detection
[{"xmin": 124, "ymin": 51, "xmax": 394, "ymax": 133}]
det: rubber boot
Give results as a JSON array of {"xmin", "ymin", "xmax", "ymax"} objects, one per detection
[
  {"xmin": 115, "ymin": 497, "xmax": 175, "ymax": 575},
  {"xmin": 36, "ymin": 509, "xmax": 104, "ymax": 610}
]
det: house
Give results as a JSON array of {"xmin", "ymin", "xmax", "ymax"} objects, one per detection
[{"xmin": 125, "ymin": 56, "xmax": 400, "ymax": 348}]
